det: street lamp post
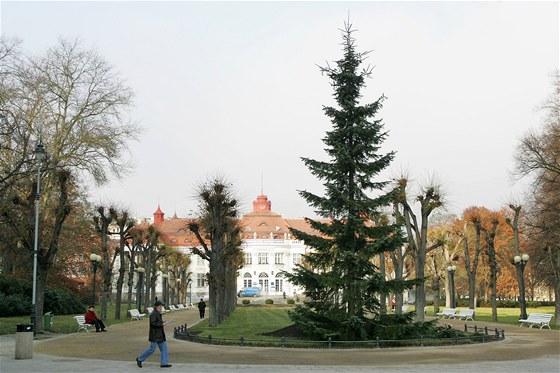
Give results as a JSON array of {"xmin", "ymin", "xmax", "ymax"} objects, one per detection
[
  {"xmin": 89, "ymin": 254, "xmax": 102, "ymax": 305},
  {"xmin": 514, "ymin": 254, "xmax": 530, "ymax": 320},
  {"xmin": 136, "ymin": 267, "xmax": 145, "ymax": 311},
  {"xmin": 188, "ymin": 279, "xmax": 192, "ymax": 306},
  {"xmin": 447, "ymin": 265, "xmax": 457, "ymax": 308},
  {"xmin": 176, "ymin": 279, "xmax": 181, "ymax": 306},
  {"xmin": 31, "ymin": 142, "xmax": 46, "ymax": 334},
  {"xmin": 162, "ymin": 273, "xmax": 168, "ymax": 306}
]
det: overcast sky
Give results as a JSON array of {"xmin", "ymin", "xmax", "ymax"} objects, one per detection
[{"xmin": 2, "ymin": 1, "xmax": 558, "ymax": 220}]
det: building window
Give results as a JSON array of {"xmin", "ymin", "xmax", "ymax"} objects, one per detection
[
  {"xmin": 196, "ymin": 273, "xmax": 206, "ymax": 287},
  {"xmin": 293, "ymin": 253, "xmax": 301, "ymax": 265},
  {"xmin": 275, "ymin": 253, "xmax": 284, "ymax": 264},
  {"xmin": 244, "ymin": 253, "xmax": 252, "ymax": 265},
  {"xmin": 258, "ymin": 253, "xmax": 268, "ymax": 265},
  {"xmin": 258, "ymin": 272, "xmax": 269, "ymax": 289},
  {"xmin": 243, "ymin": 272, "xmax": 252, "ymax": 288},
  {"xmin": 275, "ymin": 273, "xmax": 284, "ymax": 292}
]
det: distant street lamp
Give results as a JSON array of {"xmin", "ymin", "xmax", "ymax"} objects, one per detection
[
  {"xmin": 136, "ymin": 267, "xmax": 145, "ymax": 311},
  {"xmin": 447, "ymin": 265, "xmax": 457, "ymax": 308},
  {"xmin": 187, "ymin": 278, "xmax": 192, "ymax": 306},
  {"xmin": 162, "ymin": 273, "xmax": 168, "ymax": 306},
  {"xmin": 514, "ymin": 254, "xmax": 530, "ymax": 320},
  {"xmin": 89, "ymin": 254, "xmax": 102, "ymax": 305},
  {"xmin": 31, "ymin": 141, "xmax": 46, "ymax": 334}
]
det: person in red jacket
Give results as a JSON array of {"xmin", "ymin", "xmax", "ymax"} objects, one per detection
[{"xmin": 85, "ymin": 305, "xmax": 107, "ymax": 332}]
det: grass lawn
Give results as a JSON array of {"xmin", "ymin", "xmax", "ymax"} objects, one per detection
[
  {"xmin": 188, "ymin": 304, "xmax": 559, "ymax": 340},
  {"xmin": 189, "ymin": 305, "xmax": 294, "ymax": 340},
  {"xmin": 0, "ymin": 304, "xmax": 132, "ymax": 335}
]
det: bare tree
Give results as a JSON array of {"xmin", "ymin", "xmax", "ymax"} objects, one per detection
[
  {"xmin": 394, "ymin": 177, "xmax": 444, "ymax": 321},
  {"xmin": 93, "ymin": 206, "xmax": 117, "ymax": 320},
  {"xmin": 0, "ymin": 37, "xmax": 137, "ymax": 330},
  {"xmin": 513, "ymin": 72, "xmax": 560, "ymax": 325},
  {"xmin": 113, "ymin": 209, "xmax": 135, "ymax": 319},
  {"xmin": 472, "ymin": 213, "xmax": 500, "ymax": 322},
  {"xmin": 188, "ymin": 178, "xmax": 243, "ymax": 326}
]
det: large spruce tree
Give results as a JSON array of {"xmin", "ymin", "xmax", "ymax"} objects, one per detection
[{"xmin": 286, "ymin": 23, "xmax": 416, "ymax": 341}]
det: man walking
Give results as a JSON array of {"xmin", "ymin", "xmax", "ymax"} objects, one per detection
[
  {"xmin": 198, "ymin": 298, "xmax": 206, "ymax": 319},
  {"xmin": 136, "ymin": 301, "xmax": 172, "ymax": 368}
]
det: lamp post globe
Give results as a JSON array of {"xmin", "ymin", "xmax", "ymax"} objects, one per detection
[
  {"xmin": 90, "ymin": 254, "xmax": 102, "ymax": 305},
  {"xmin": 515, "ymin": 254, "xmax": 530, "ymax": 320},
  {"xmin": 162, "ymin": 273, "xmax": 169, "ymax": 306},
  {"xmin": 136, "ymin": 267, "xmax": 145, "ymax": 311},
  {"xmin": 447, "ymin": 265, "xmax": 457, "ymax": 308}
]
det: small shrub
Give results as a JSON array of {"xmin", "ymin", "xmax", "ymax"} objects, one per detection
[
  {"xmin": 287, "ymin": 298, "xmax": 295, "ymax": 305},
  {"xmin": 242, "ymin": 299, "xmax": 250, "ymax": 305},
  {"xmin": 265, "ymin": 299, "xmax": 274, "ymax": 305}
]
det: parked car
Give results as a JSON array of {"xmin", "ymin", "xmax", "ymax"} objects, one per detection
[{"xmin": 238, "ymin": 287, "xmax": 261, "ymax": 297}]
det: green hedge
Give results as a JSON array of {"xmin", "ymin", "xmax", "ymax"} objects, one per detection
[{"xmin": 0, "ymin": 275, "xmax": 84, "ymax": 317}]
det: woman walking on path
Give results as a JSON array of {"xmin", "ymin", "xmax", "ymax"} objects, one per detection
[{"xmin": 136, "ymin": 301, "xmax": 172, "ymax": 368}]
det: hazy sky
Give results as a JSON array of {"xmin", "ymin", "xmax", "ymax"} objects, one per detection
[{"xmin": 2, "ymin": 1, "xmax": 558, "ymax": 220}]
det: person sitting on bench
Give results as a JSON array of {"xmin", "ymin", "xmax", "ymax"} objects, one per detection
[{"xmin": 85, "ymin": 305, "xmax": 107, "ymax": 332}]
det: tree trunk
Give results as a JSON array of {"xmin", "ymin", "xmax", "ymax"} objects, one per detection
[{"xmin": 379, "ymin": 253, "xmax": 387, "ymax": 314}]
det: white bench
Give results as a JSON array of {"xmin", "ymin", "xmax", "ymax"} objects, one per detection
[
  {"xmin": 128, "ymin": 309, "xmax": 146, "ymax": 321},
  {"xmin": 146, "ymin": 307, "xmax": 154, "ymax": 314},
  {"xmin": 74, "ymin": 315, "xmax": 94, "ymax": 333},
  {"xmin": 436, "ymin": 308, "xmax": 457, "ymax": 319},
  {"xmin": 169, "ymin": 305, "xmax": 179, "ymax": 312},
  {"xmin": 519, "ymin": 313, "xmax": 553, "ymax": 329},
  {"xmin": 451, "ymin": 309, "xmax": 475, "ymax": 321}
]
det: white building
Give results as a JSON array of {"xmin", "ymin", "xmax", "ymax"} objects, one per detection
[{"xmin": 150, "ymin": 194, "xmax": 320, "ymax": 300}]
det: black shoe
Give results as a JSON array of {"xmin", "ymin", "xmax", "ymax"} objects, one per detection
[
  {"xmin": 102, "ymin": 329, "xmax": 107, "ymax": 332},
  {"xmin": 160, "ymin": 364, "xmax": 172, "ymax": 368},
  {"xmin": 96, "ymin": 330, "xmax": 101, "ymax": 332},
  {"xmin": 136, "ymin": 358, "xmax": 142, "ymax": 368}
]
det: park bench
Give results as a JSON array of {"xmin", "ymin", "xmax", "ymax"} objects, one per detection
[
  {"xmin": 436, "ymin": 308, "xmax": 457, "ymax": 319},
  {"xmin": 128, "ymin": 308, "xmax": 146, "ymax": 321},
  {"xmin": 145, "ymin": 307, "xmax": 154, "ymax": 314},
  {"xmin": 451, "ymin": 308, "xmax": 475, "ymax": 321},
  {"xmin": 519, "ymin": 313, "xmax": 553, "ymax": 329},
  {"xmin": 177, "ymin": 304, "xmax": 186, "ymax": 310},
  {"xmin": 169, "ymin": 305, "xmax": 179, "ymax": 312},
  {"xmin": 74, "ymin": 315, "xmax": 94, "ymax": 333}
]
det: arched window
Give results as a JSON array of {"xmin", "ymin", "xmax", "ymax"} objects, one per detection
[
  {"xmin": 258, "ymin": 272, "xmax": 269, "ymax": 290},
  {"xmin": 243, "ymin": 272, "xmax": 252, "ymax": 288},
  {"xmin": 275, "ymin": 273, "xmax": 284, "ymax": 292}
]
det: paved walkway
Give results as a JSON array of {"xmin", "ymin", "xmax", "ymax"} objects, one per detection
[{"xmin": 1, "ymin": 308, "xmax": 559, "ymax": 372}]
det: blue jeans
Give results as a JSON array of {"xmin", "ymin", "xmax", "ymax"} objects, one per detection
[{"xmin": 137, "ymin": 341, "xmax": 168, "ymax": 365}]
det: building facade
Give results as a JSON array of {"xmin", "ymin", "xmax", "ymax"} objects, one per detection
[{"xmin": 151, "ymin": 194, "xmax": 318, "ymax": 300}]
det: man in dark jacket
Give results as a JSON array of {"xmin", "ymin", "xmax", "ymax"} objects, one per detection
[
  {"xmin": 136, "ymin": 301, "xmax": 172, "ymax": 368},
  {"xmin": 198, "ymin": 298, "xmax": 206, "ymax": 319}
]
